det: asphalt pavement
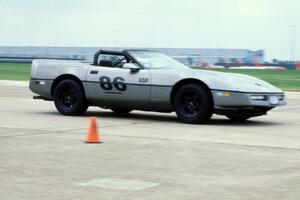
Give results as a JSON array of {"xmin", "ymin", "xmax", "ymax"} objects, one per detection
[{"xmin": 0, "ymin": 81, "xmax": 299, "ymax": 200}]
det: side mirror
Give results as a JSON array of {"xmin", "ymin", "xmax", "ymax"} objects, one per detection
[{"xmin": 123, "ymin": 63, "xmax": 140, "ymax": 73}]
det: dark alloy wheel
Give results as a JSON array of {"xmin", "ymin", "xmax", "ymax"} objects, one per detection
[
  {"xmin": 174, "ymin": 84, "xmax": 213, "ymax": 123},
  {"xmin": 111, "ymin": 108, "xmax": 132, "ymax": 114},
  {"xmin": 54, "ymin": 79, "xmax": 88, "ymax": 116}
]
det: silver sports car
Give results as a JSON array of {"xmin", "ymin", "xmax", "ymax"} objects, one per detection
[{"xmin": 29, "ymin": 49, "xmax": 286, "ymax": 123}]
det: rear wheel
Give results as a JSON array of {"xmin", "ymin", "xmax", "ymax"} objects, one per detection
[
  {"xmin": 174, "ymin": 84, "xmax": 213, "ymax": 123},
  {"xmin": 111, "ymin": 108, "xmax": 132, "ymax": 114},
  {"xmin": 53, "ymin": 79, "xmax": 88, "ymax": 115}
]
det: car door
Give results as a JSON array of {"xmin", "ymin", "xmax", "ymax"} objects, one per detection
[{"xmin": 85, "ymin": 65, "xmax": 151, "ymax": 108}]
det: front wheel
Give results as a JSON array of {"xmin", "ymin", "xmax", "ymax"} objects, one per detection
[
  {"xmin": 174, "ymin": 84, "xmax": 213, "ymax": 123},
  {"xmin": 53, "ymin": 79, "xmax": 88, "ymax": 116}
]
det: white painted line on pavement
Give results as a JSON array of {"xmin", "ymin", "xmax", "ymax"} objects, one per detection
[{"xmin": 77, "ymin": 178, "xmax": 160, "ymax": 191}]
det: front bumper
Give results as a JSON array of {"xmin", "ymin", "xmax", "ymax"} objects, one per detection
[{"xmin": 212, "ymin": 90, "xmax": 286, "ymax": 109}]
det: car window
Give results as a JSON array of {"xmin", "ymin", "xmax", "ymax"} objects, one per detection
[
  {"xmin": 129, "ymin": 51, "xmax": 189, "ymax": 70},
  {"xmin": 98, "ymin": 54, "xmax": 128, "ymax": 68}
]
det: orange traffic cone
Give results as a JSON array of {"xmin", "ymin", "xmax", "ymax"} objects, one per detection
[{"xmin": 85, "ymin": 117, "xmax": 101, "ymax": 143}]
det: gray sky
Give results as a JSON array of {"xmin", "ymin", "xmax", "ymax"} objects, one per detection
[{"xmin": 0, "ymin": 0, "xmax": 299, "ymax": 60}]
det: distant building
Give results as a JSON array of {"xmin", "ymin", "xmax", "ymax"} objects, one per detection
[
  {"xmin": 0, "ymin": 46, "xmax": 264, "ymax": 66},
  {"xmin": 169, "ymin": 49, "xmax": 264, "ymax": 66}
]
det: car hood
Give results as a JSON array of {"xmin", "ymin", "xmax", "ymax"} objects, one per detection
[{"xmin": 189, "ymin": 69, "xmax": 283, "ymax": 93}]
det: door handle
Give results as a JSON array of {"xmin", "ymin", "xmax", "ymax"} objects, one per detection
[{"xmin": 90, "ymin": 70, "xmax": 98, "ymax": 74}]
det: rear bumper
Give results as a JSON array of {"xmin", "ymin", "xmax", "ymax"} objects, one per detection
[
  {"xmin": 29, "ymin": 79, "xmax": 53, "ymax": 99},
  {"xmin": 212, "ymin": 90, "xmax": 286, "ymax": 109}
]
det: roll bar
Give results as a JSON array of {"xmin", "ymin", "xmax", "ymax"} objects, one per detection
[{"xmin": 93, "ymin": 50, "xmax": 125, "ymax": 65}]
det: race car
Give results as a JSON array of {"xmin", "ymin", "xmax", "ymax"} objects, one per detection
[{"xmin": 29, "ymin": 49, "xmax": 286, "ymax": 123}]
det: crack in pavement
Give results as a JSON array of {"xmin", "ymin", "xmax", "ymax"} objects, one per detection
[
  {"xmin": 0, "ymin": 125, "xmax": 299, "ymax": 152},
  {"xmin": 0, "ymin": 120, "xmax": 158, "ymax": 139},
  {"xmin": 107, "ymin": 134, "xmax": 300, "ymax": 151}
]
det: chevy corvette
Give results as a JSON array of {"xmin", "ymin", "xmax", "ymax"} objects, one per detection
[{"xmin": 29, "ymin": 49, "xmax": 286, "ymax": 123}]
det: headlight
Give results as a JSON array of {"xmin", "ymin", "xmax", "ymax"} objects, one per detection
[{"xmin": 251, "ymin": 95, "xmax": 267, "ymax": 101}]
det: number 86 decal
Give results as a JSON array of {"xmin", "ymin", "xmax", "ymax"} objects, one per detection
[{"xmin": 99, "ymin": 76, "xmax": 127, "ymax": 91}]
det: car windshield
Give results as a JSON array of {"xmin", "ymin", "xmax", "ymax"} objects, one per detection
[{"xmin": 129, "ymin": 51, "xmax": 190, "ymax": 70}]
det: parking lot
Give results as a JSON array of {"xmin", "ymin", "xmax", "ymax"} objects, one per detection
[{"xmin": 0, "ymin": 82, "xmax": 299, "ymax": 200}]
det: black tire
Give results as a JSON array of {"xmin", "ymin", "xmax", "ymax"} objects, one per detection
[
  {"xmin": 53, "ymin": 79, "xmax": 88, "ymax": 116},
  {"xmin": 226, "ymin": 116, "xmax": 250, "ymax": 122},
  {"xmin": 111, "ymin": 108, "xmax": 132, "ymax": 114},
  {"xmin": 174, "ymin": 84, "xmax": 213, "ymax": 123}
]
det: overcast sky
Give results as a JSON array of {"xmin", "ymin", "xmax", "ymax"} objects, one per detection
[{"xmin": 0, "ymin": 0, "xmax": 299, "ymax": 60}]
